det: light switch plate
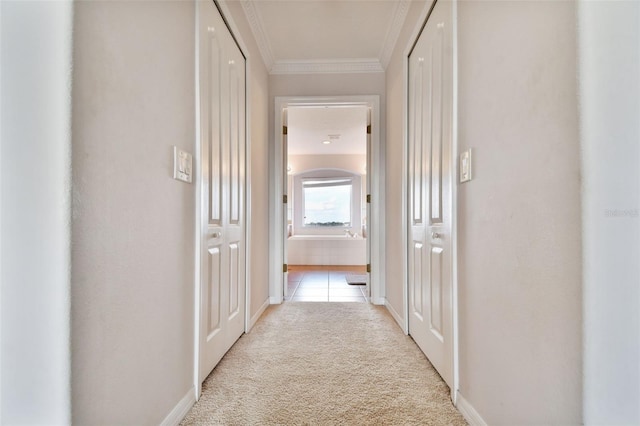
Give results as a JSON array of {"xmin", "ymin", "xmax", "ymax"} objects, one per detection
[
  {"xmin": 173, "ymin": 146, "xmax": 193, "ymax": 183},
  {"xmin": 460, "ymin": 149, "xmax": 472, "ymax": 183}
]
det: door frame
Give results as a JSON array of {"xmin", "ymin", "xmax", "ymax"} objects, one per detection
[
  {"xmin": 271, "ymin": 95, "xmax": 384, "ymax": 305},
  {"xmin": 193, "ymin": 0, "xmax": 253, "ymax": 400},
  {"xmin": 402, "ymin": 0, "xmax": 460, "ymax": 403}
]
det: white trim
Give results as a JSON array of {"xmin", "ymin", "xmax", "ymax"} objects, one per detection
[
  {"xmin": 379, "ymin": 0, "xmax": 412, "ymax": 69},
  {"xmin": 239, "ymin": 0, "xmax": 274, "ymax": 70},
  {"xmin": 385, "ymin": 298, "xmax": 407, "ymax": 333},
  {"xmin": 270, "ymin": 59, "xmax": 384, "ymax": 75},
  {"xmin": 371, "ymin": 296, "xmax": 385, "ymax": 306},
  {"xmin": 456, "ymin": 392, "xmax": 488, "ymax": 426},
  {"xmin": 249, "ymin": 298, "xmax": 270, "ymax": 331},
  {"xmin": 0, "ymin": 2, "xmax": 3, "ymax": 416},
  {"xmin": 269, "ymin": 296, "xmax": 282, "ymax": 304},
  {"xmin": 193, "ymin": 0, "xmax": 203, "ymax": 401},
  {"xmin": 244, "ymin": 54, "xmax": 253, "ymax": 334},
  {"xmin": 271, "ymin": 96, "xmax": 383, "ymax": 305},
  {"xmin": 451, "ymin": 0, "xmax": 460, "ymax": 405},
  {"xmin": 159, "ymin": 387, "xmax": 197, "ymax": 426}
]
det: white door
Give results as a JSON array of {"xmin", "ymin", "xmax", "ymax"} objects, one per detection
[
  {"xmin": 198, "ymin": 0, "xmax": 246, "ymax": 382},
  {"xmin": 365, "ymin": 112, "xmax": 372, "ymax": 299},
  {"xmin": 282, "ymin": 114, "xmax": 289, "ymax": 297},
  {"xmin": 408, "ymin": 0, "xmax": 454, "ymax": 388}
]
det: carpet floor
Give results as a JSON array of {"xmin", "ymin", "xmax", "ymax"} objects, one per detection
[{"xmin": 181, "ymin": 302, "xmax": 466, "ymax": 425}]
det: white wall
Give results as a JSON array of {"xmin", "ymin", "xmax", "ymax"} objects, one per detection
[
  {"xmin": 456, "ymin": 1, "xmax": 582, "ymax": 423},
  {"xmin": 579, "ymin": 1, "xmax": 640, "ymax": 424},
  {"xmin": 71, "ymin": 2, "xmax": 196, "ymax": 423},
  {"xmin": 288, "ymin": 154, "xmax": 366, "ymax": 176},
  {"xmin": 222, "ymin": 1, "xmax": 271, "ymax": 323},
  {"xmin": 0, "ymin": 1, "xmax": 73, "ymax": 423}
]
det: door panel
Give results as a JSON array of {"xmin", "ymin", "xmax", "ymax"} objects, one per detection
[
  {"xmin": 430, "ymin": 246, "xmax": 443, "ymax": 339},
  {"xmin": 408, "ymin": 0, "xmax": 453, "ymax": 388},
  {"xmin": 207, "ymin": 246, "xmax": 221, "ymax": 336},
  {"xmin": 199, "ymin": 0, "xmax": 246, "ymax": 382},
  {"xmin": 208, "ymin": 33, "xmax": 222, "ymax": 226},
  {"xmin": 229, "ymin": 242, "xmax": 240, "ymax": 315}
]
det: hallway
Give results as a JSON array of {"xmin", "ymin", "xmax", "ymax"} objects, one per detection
[
  {"xmin": 181, "ymin": 302, "xmax": 466, "ymax": 425},
  {"xmin": 4, "ymin": 0, "xmax": 639, "ymax": 424}
]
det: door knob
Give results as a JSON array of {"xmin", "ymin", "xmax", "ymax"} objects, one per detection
[
  {"xmin": 211, "ymin": 232, "xmax": 222, "ymax": 239},
  {"xmin": 431, "ymin": 232, "xmax": 442, "ymax": 239}
]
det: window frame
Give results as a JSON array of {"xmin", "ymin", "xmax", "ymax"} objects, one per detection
[
  {"xmin": 301, "ymin": 177, "xmax": 354, "ymax": 228},
  {"xmin": 292, "ymin": 169, "xmax": 362, "ymax": 236}
]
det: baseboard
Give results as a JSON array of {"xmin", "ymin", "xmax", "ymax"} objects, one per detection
[
  {"xmin": 248, "ymin": 298, "xmax": 270, "ymax": 331},
  {"xmin": 456, "ymin": 391, "xmax": 488, "ymax": 426},
  {"xmin": 371, "ymin": 296, "xmax": 385, "ymax": 306},
  {"xmin": 384, "ymin": 298, "xmax": 406, "ymax": 333},
  {"xmin": 269, "ymin": 296, "xmax": 282, "ymax": 304},
  {"xmin": 160, "ymin": 386, "xmax": 196, "ymax": 426}
]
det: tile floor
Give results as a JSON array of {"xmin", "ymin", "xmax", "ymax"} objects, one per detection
[{"xmin": 285, "ymin": 265, "xmax": 368, "ymax": 302}]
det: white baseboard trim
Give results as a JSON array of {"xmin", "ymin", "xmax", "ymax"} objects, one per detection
[
  {"xmin": 160, "ymin": 386, "xmax": 196, "ymax": 426},
  {"xmin": 371, "ymin": 296, "xmax": 385, "ymax": 306},
  {"xmin": 269, "ymin": 296, "xmax": 283, "ymax": 304},
  {"xmin": 456, "ymin": 391, "xmax": 488, "ymax": 426},
  {"xmin": 248, "ymin": 298, "xmax": 270, "ymax": 331},
  {"xmin": 384, "ymin": 298, "xmax": 406, "ymax": 333}
]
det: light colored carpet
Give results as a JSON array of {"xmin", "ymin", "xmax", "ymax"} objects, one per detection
[{"xmin": 181, "ymin": 302, "xmax": 466, "ymax": 425}]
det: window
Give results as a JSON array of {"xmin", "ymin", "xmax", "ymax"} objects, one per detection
[{"xmin": 302, "ymin": 178, "xmax": 352, "ymax": 227}]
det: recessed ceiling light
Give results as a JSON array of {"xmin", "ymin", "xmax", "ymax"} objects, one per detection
[{"xmin": 322, "ymin": 140, "xmax": 331, "ymax": 145}]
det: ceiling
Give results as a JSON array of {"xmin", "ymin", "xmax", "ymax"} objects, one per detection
[
  {"xmin": 240, "ymin": 0, "xmax": 412, "ymax": 74},
  {"xmin": 288, "ymin": 106, "xmax": 368, "ymax": 155}
]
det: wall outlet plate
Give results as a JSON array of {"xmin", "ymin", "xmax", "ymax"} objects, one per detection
[
  {"xmin": 173, "ymin": 146, "xmax": 193, "ymax": 183},
  {"xmin": 460, "ymin": 149, "xmax": 472, "ymax": 183}
]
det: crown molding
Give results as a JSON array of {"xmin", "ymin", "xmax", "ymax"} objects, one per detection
[
  {"xmin": 378, "ymin": 0, "xmax": 411, "ymax": 69},
  {"xmin": 270, "ymin": 59, "xmax": 384, "ymax": 75},
  {"xmin": 240, "ymin": 0, "xmax": 274, "ymax": 69}
]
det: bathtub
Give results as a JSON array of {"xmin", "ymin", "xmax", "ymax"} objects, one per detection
[{"xmin": 287, "ymin": 234, "xmax": 366, "ymax": 265}]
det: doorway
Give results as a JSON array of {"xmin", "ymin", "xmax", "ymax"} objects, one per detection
[
  {"xmin": 285, "ymin": 105, "xmax": 369, "ymax": 302},
  {"xmin": 271, "ymin": 96, "xmax": 384, "ymax": 305}
]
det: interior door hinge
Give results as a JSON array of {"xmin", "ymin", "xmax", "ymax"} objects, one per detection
[
  {"xmin": 366, "ymin": 264, "xmax": 371, "ymax": 273},
  {"xmin": 283, "ymin": 264, "xmax": 288, "ymax": 273},
  {"xmin": 366, "ymin": 194, "xmax": 371, "ymax": 204},
  {"xmin": 367, "ymin": 124, "xmax": 372, "ymax": 135},
  {"xmin": 283, "ymin": 125, "xmax": 288, "ymax": 135},
  {"xmin": 283, "ymin": 194, "xmax": 288, "ymax": 204}
]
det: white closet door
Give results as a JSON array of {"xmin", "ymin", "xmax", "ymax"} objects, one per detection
[
  {"xmin": 408, "ymin": 0, "xmax": 454, "ymax": 388},
  {"xmin": 198, "ymin": 0, "xmax": 246, "ymax": 382}
]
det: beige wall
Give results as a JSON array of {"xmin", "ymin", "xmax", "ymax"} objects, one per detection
[
  {"xmin": 71, "ymin": 2, "xmax": 196, "ymax": 423},
  {"xmin": 456, "ymin": 1, "xmax": 582, "ymax": 423},
  {"xmin": 70, "ymin": 1, "xmax": 271, "ymax": 423},
  {"xmin": 222, "ymin": 1, "xmax": 271, "ymax": 323},
  {"xmin": 386, "ymin": 1, "xmax": 583, "ymax": 423}
]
